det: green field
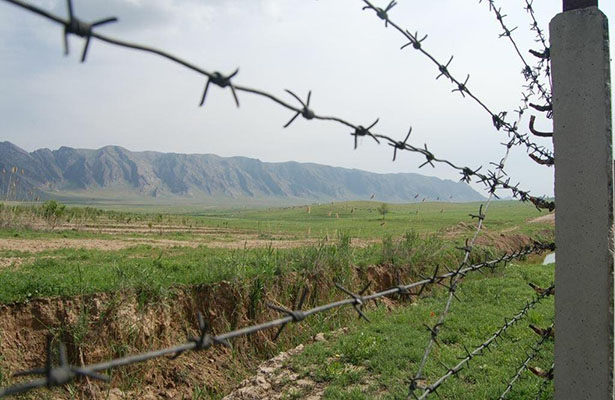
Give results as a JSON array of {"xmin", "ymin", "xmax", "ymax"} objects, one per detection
[
  {"xmin": 0, "ymin": 200, "xmax": 554, "ymax": 399},
  {"xmin": 0, "ymin": 200, "xmax": 553, "ymax": 304},
  {"xmin": 0, "ymin": 200, "xmax": 550, "ymax": 240}
]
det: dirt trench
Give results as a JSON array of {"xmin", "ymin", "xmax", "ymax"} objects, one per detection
[{"xmin": 0, "ymin": 260, "xmax": 408, "ymax": 400}]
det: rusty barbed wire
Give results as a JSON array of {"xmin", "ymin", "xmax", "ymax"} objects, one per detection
[
  {"xmin": 497, "ymin": 323, "xmax": 554, "ymax": 399},
  {"xmin": 0, "ymin": 243, "xmax": 553, "ymax": 398},
  {"xmin": 524, "ymin": 0, "xmax": 552, "ymax": 89},
  {"xmin": 478, "ymin": 0, "xmax": 552, "ymax": 113},
  {"xmin": 412, "ymin": 284, "xmax": 554, "ymax": 399},
  {"xmin": 479, "ymin": 0, "xmax": 555, "ymax": 162},
  {"xmin": 533, "ymin": 362, "xmax": 554, "ymax": 399},
  {"xmin": 2, "ymin": 0, "xmax": 555, "ymax": 211},
  {"xmin": 361, "ymin": 0, "xmax": 554, "ymax": 167}
]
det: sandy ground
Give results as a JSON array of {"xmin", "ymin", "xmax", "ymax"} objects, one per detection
[
  {"xmin": 0, "ymin": 236, "xmax": 379, "ymax": 253},
  {"xmin": 528, "ymin": 213, "xmax": 555, "ymax": 224},
  {"xmin": 0, "ymin": 236, "xmax": 378, "ymax": 271}
]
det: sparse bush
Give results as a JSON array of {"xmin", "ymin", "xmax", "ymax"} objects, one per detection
[
  {"xmin": 377, "ymin": 203, "xmax": 389, "ymax": 221},
  {"xmin": 41, "ymin": 200, "xmax": 65, "ymax": 229}
]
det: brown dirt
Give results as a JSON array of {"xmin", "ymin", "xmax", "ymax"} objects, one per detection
[
  {"xmin": 222, "ymin": 344, "xmax": 319, "ymax": 400},
  {"xmin": 0, "ymin": 237, "xmax": 378, "ymax": 256},
  {"xmin": 0, "ymin": 257, "xmax": 25, "ymax": 270},
  {"xmin": 528, "ymin": 213, "xmax": 555, "ymax": 225},
  {"xmin": 0, "ymin": 281, "xmax": 267, "ymax": 399},
  {"xmin": 442, "ymin": 222, "xmax": 536, "ymax": 253},
  {"xmin": 0, "ymin": 265, "xmax": 399, "ymax": 399},
  {"xmin": 29, "ymin": 221, "xmax": 242, "ymax": 235},
  {"xmin": 223, "ymin": 328, "xmax": 376, "ymax": 400}
]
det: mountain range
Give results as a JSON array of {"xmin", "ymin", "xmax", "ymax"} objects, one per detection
[{"xmin": 0, "ymin": 142, "xmax": 484, "ymax": 205}]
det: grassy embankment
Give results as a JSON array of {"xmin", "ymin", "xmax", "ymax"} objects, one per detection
[{"xmin": 279, "ymin": 262, "xmax": 554, "ymax": 400}]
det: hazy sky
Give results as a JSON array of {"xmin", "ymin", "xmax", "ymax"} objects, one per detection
[{"xmin": 1, "ymin": 0, "xmax": 614, "ymax": 198}]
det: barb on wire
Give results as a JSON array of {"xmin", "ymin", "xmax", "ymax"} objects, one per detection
[
  {"xmin": 361, "ymin": 0, "xmax": 554, "ymax": 167},
  {"xmin": 335, "ymin": 281, "xmax": 372, "ymax": 322},
  {"xmin": 389, "ymin": 126, "xmax": 413, "ymax": 161},
  {"xmin": 352, "ymin": 118, "xmax": 380, "ymax": 149},
  {"xmin": 61, "ymin": 0, "xmax": 118, "ymax": 62},
  {"xmin": 200, "ymin": 69, "xmax": 240, "ymax": 108},
  {"xmin": 413, "ymin": 283, "xmax": 554, "ymax": 399},
  {"xmin": 170, "ymin": 312, "xmax": 230, "ymax": 360},
  {"xmin": 0, "ymin": 243, "xmax": 553, "ymax": 398},
  {"xmin": 12, "ymin": 335, "xmax": 109, "ymax": 390},
  {"xmin": 283, "ymin": 90, "xmax": 315, "ymax": 128},
  {"xmin": 362, "ymin": 0, "xmax": 397, "ymax": 27},
  {"xmin": 267, "ymin": 287, "xmax": 309, "ymax": 340}
]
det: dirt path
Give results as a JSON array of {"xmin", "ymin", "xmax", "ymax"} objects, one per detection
[
  {"xmin": 223, "ymin": 331, "xmax": 348, "ymax": 400},
  {"xmin": 0, "ymin": 237, "xmax": 380, "ymax": 254},
  {"xmin": 528, "ymin": 213, "xmax": 555, "ymax": 224}
]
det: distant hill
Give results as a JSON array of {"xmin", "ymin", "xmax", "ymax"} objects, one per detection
[{"xmin": 0, "ymin": 142, "xmax": 484, "ymax": 205}]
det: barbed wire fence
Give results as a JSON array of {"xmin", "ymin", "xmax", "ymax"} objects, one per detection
[{"xmin": 0, "ymin": 0, "xmax": 561, "ymax": 398}]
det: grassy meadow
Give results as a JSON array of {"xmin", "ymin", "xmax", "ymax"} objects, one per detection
[
  {"xmin": 0, "ymin": 200, "xmax": 554, "ymax": 399},
  {"xmin": 0, "ymin": 200, "xmax": 553, "ymax": 304}
]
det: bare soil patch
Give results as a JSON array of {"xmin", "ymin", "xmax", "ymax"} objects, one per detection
[
  {"xmin": 0, "ymin": 257, "xmax": 26, "ymax": 270},
  {"xmin": 442, "ymin": 221, "xmax": 538, "ymax": 253},
  {"xmin": 0, "ymin": 237, "xmax": 378, "ymax": 256},
  {"xmin": 223, "ymin": 329, "xmax": 350, "ymax": 400},
  {"xmin": 528, "ymin": 213, "xmax": 555, "ymax": 225}
]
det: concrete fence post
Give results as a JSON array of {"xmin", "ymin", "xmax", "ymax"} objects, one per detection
[{"xmin": 550, "ymin": 1, "xmax": 614, "ymax": 399}]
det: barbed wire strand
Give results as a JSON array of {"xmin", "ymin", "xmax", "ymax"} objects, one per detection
[
  {"xmin": 523, "ymin": 0, "xmax": 553, "ymax": 92},
  {"xmin": 497, "ymin": 324, "xmax": 553, "ymax": 399},
  {"xmin": 409, "ymin": 134, "xmax": 512, "ymax": 394},
  {"xmin": 1, "ymin": 0, "xmax": 554, "ymax": 211},
  {"xmin": 360, "ymin": 0, "xmax": 554, "ymax": 166},
  {"xmin": 413, "ymin": 284, "xmax": 554, "ymax": 399},
  {"xmin": 0, "ymin": 243, "xmax": 553, "ymax": 398},
  {"xmin": 478, "ymin": 0, "xmax": 552, "ymax": 112},
  {"xmin": 408, "ymin": 48, "xmax": 537, "ymax": 393}
]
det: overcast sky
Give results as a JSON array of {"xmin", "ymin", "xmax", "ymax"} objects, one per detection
[{"xmin": 1, "ymin": 0, "xmax": 614, "ymax": 198}]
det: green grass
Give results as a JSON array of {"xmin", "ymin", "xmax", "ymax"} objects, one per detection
[
  {"xmin": 0, "ymin": 232, "xmax": 487, "ymax": 304},
  {"xmin": 188, "ymin": 201, "xmax": 551, "ymax": 238},
  {"xmin": 0, "ymin": 200, "xmax": 553, "ymax": 241},
  {"xmin": 285, "ymin": 262, "xmax": 554, "ymax": 399},
  {"xmin": 0, "ymin": 200, "xmax": 554, "ymax": 304}
]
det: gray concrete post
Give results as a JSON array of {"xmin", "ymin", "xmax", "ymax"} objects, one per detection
[{"xmin": 550, "ymin": 6, "xmax": 613, "ymax": 400}]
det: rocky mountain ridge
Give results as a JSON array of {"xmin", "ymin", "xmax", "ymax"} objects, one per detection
[{"xmin": 0, "ymin": 142, "xmax": 484, "ymax": 204}]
